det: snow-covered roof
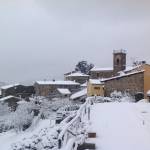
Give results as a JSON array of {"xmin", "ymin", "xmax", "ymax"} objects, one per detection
[
  {"xmin": 17, "ymin": 101, "xmax": 28, "ymax": 104},
  {"xmin": 123, "ymin": 64, "xmax": 150, "ymax": 73},
  {"xmin": 113, "ymin": 49, "xmax": 126, "ymax": 54},
  {"xmin": 81, "ymin": 82, "xmax": 87, "ymax": 87},
  {"xmin": 1, "ymin": 84, "xmax": 20, "ymax": 90},
  {"xmin": 90, "ymin": 67, "xmax": 113, "ymax": 72},
  {"xmin": 103, "ymin": 70, "xmax": 145, "ymax": 82},
  {"xmin": 57, "ymin": 88, "xmax": 71, "ymax": 95},
  {"xmin": 70, "ymin": 88, "xmax": 87, "ymax": 100},
  {"xmin": 35, "ymin": 80, "xmax": 80, "ymax": 85},
  {"xmin": 118, "ymin": 71, "xmax": 126, "ymax": 76},
  {"xmin": 123, "ymin": 66, "xmax": 141, "ymax": 73},
  {"xmin": 89, "ymin": 79, "xmax": 104, "ymax": 85},
  {"xmin": 66, "ymin": 72, "xmax": 89, "ymax": 77},
  {"xmin": 0, "ymin": 95, "xmax": 15, "ymax": 102},
  {"xmin": 147, "ymin": 90, "xmax": 150, "ymax": 96}
]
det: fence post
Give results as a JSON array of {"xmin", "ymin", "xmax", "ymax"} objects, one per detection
[
  {"xmin": 88, "ymin": 106, "xmax": 90, "ymax": 120},
  {"xmin": 58, "ymin": 139, "xmax": 62, "ymax": 149}
]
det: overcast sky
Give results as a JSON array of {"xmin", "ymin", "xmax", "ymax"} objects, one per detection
[{"xmin": 0, "ymin": 0, "xmax": 150, "ymax": 83}]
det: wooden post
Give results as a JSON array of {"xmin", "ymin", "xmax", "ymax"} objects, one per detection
[
  {"xmin": 88, "ymin": 107, "xmax": 90, "ymax": 120},
  {"xmin": 58, "ymin": 139, "xmax": 62, "ymax": 149}
]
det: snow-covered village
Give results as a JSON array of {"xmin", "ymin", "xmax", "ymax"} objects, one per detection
[
  {"xmin": 0, "ymin": 50, "xmax": 150, "ymax": 150},
  {"xmin": 1, "ymin": 0, "xmax": 150, "ymax": 150}
]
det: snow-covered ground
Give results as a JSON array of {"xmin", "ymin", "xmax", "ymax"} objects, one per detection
[
  {"xmin": 1, "ymin": 99, "xmax": 150, "ymax": 150},
  {"xmin": 0, "ymin": 119, "xmax": 57, "ymax": 150},
  {"xmin": 88, "ymin": 102, "xmax": 150, "ymax": 150}
]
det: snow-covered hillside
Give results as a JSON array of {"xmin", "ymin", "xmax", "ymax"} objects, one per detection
[{"xmin": 0, "ymin": 97, "xmax": 150, "ymax": 150}]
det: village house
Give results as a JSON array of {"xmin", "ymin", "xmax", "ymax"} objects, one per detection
[
  {"xmin": 103, "ymin": 64, "xmax": 150, "ymax": 100},
  {"xmin": 1, "ymin": 84, "xmax": 35, "ymax": 99},
  {"xmin": 88, "ymin": 49, "xmax": 150, "ymax": 101},
  {"xmin": 64, "ymin": 72, "xmax": 89, "ymax": 84},
  {"xmin": 0, "ymin": 95, "xmax": 21, "ymax": 111},
  {"xmin": 34, "ymin": 80, "xmax": 80, "ymax": 97},
  {"xmin": 70, "ymin": 88, "xmax": 87, "ymax": 102},
  {"xmin": 87, "ymin": 79, "xmax": 104, "ymax": 97},
  {"xmin": 56, "ymin": 88, "xmax": 71, "ymax": 98},
  {"xmin": 89, "ymin": 49, "xmax": 127, "ymax": 79}
]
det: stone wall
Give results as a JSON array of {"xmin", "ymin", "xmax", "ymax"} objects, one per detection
[
  {"xmin": 90, "ymin": 71, "xmax": 114, "ymax": 79},
  {"xmin": 104, "ymin": 72, "xmax": 144, "ymax": 97},
  {"xmin": 2, "ymin": 85, "xmax": 35, "ymax": 98},
  {"xmin": 34, "ymin": 83, "xmax": 80, "ymax": 97},
  {"xmin": 65, "ymin": 76, "xmax": 89, "ymax": 84}
]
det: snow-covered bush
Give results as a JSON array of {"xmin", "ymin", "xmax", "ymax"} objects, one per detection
[
  {"xmin": 11, "ymin": 108, "xmax": 33, "ymax": 131},
  {"xmin": 110, "ymin": 91, "xmax": 123, "ymax": 102},
  {"xmin": 0, "ymin": 103, "xmax": 10, "ymax": 116},
  {"xmin": 0, "ymin": 96, "xmax": 76, "ymax": 133},
  {"xmin": 39, "ymin": 99, "xmax": 53, "ymax": 119},
  {"xmin": 111, "ymin": 91, "xmax": 122, "ymax": 99},
  {"xmin": 9, "ymin": 101, "xmax": 36, "ymax": 132},
  {"xmin": 0, "ymin": 103, "xmax": 11, "ymax": 132},
  {"xmin": 11, "ymin": 124, "xmax": 59, "ymax": 150},
  {"xmin": 110, "ymin": 91, "xmax": 135, "ymax": 102},
  {"xmin": 120, "ymin": 96, "xmax": 135, "ymax": 102}
]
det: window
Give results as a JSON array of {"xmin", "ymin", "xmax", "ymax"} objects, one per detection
[
  {"xmin": 97, "ymin": 73, "xmax": 99, "ymax": 77},
  {"xmin": 116, "ymin": 58, "xmax": 120, "ymax": 65}
]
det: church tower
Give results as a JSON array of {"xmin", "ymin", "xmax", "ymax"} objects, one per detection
[{"xmin": 113, "ymin": 49, "xmax": 126, "ymax": 74}]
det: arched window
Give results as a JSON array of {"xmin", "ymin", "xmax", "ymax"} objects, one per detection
[{"xmin": 116, "ymin": 58, "xmax": 120, "ymax": 65}]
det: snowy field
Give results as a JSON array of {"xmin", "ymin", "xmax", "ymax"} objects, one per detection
[{"xmin": 88, "ymin": 102, "xmax": 150, "ymax": 150}]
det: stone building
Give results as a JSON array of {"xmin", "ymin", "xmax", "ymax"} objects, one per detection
[
  {"xmin": 34, "ymin": 80, "xmax": 80, "ymax": 97},
  {"xmin": 1, "ymin": 84, "xmax": 35, "ymax": 98},
  {"xmin": 56, "ymin": 88, "xmax": 71, "ymax": 98},
  {"xmin": 104, "ymin": 71, "xmax": 144, "ymax": 98},
  {"xmin": 70, "ymin": 88, "xmax": 87, "ymax": 102},
  {"xmin": 88, "ymin": 49, "xmax": 150, "ymax": 101},
  {"xmin": 87, "ymin": 79, "xmax": 104, "ymax": 97},
  {"xmin": 103, "ymin": 64, "xmax": 150, "ymax": 99},
  {"xmin": 90, "ymin": 67, "xmax": 113, "ymax": 79},
  {"xmin": 64, "ymin": 72, "xmax": 89, "ymax": 84},
  {"xmin": 90, "ymin": 49, "xmax": 127, "ymax": 79},
  {"xmin": 0, "ymin": 95, "xmax": 21, "ymax": 111}
]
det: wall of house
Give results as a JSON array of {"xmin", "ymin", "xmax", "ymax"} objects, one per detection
[
  {"xmin": 104, "ymin": 72, "xmax": 144, "ymax": 97},
  {"xmin": 90, "ymin": 71, "xmax": 113, "ymax": 79},
  {"xmin": 65, "ymin": 76, "xmax": 89, "ymax": 84},
  {"xmin": 87, "ymin": 82, "xmax": 104, "ymax": 97},
  {"xmin": 143, "ymin": 65, "xmax": 150, "ymax": 98},
  {"xmin": 34, "ymin": 83, "xmax": 80, "ymax": 97},
  {"xmin": 34, "ymin": 84, "xmax": 50, "ymax": 96},
  {"xmin": 123, "ymin": 64, "xmax": 150, "ymax": 99},
  {"xmin": 2, "ymin": 97, "xmax": 20, "ymax": 111},
  {"xmin": 1, "ymin": 85, "xmax": 35, "ymax": 98}
]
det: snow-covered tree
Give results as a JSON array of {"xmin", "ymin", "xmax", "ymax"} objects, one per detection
[
  {"xmin": 111, "ymin": 91, "xmax": 122, "ymax": 99},
  {"xmin": 0, "ymin": 103, "xmax": 11, "ymax": 132},
  {"xmin": 132, "ymin": 60, "xmax": 146, "ymax": 66},
  {"xmin": 0, "ymin": 103, "xmax": 10, "ymax": 116},
  {"xmin": 8, "ymin": 101, "xmax": 36, "ymax": 132},
  {"xmin": 110, "ymin": 91, "xmax": 135, "ymax": 102},
  {"xmin": 75, "ymin": 60, "xmax": 94, "ymax": 74}
]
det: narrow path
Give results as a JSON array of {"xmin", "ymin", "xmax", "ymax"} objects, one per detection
[{"xmin": 88, "ymin": 103, "xmax": 150, "ymax": 150}]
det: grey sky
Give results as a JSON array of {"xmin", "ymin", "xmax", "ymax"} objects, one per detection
[{"xmin": 0, "ymin": 0, "xmax": 150, "ymax": 83}]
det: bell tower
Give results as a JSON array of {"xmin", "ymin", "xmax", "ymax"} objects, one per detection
[{"xmin": 113, "ymin": 49, "xmax": 126, "ymax": 74}]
